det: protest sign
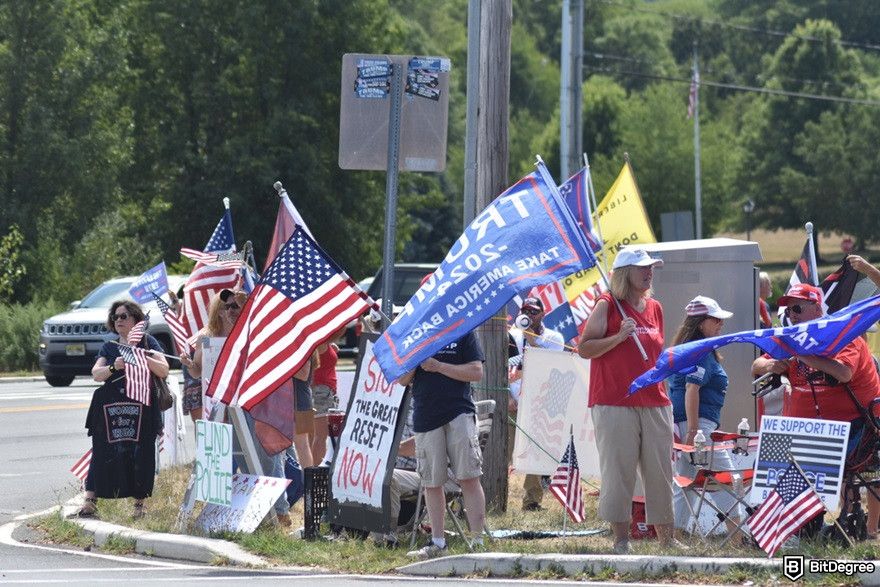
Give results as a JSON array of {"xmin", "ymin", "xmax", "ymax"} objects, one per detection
[
  {"xmin": 751, "ymin": 415, "xmax": 849, "ymax": 510},
  {"xmin": 196, "ymin": 473, "xmax": 290, "ymax": 534},
  {"xmin": 200, "ymin": 337, "xmax": 225, "ymax": 414},
  {"xmin": 329, "ymin": 335, "xmax": 408, "ymax": 533},
  {"xmin": 157, "ymin": 374, "xmax": 188, "ymax": 470},
  {"xmin": 512, "ymin": 347, "xmax": 600, "ymax": 479},
  {"xmin": 195, "ymin": 419, "xmax": 233, "ymax": 506},
  {"xmin": 128, "ymin": 261, "xmax": 170, "ymax": 304}
]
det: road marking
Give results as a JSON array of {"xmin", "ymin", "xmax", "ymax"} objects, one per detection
[{"xmin": 0, "ymin": 403, "xmax": 90, "ymax": 414}]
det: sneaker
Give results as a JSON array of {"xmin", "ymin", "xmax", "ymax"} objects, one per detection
[
  {"xmin": 406, "ymin": 542, "xmax": 448, "ymax": 560},
  {"xmin": 612, "ymin": 540, "xmax": 630, "ymax": 554}
]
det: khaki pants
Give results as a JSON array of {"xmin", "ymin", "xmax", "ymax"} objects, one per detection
[{"xmin": 592, "ymin": 404, "xmax": 674, "ymax": 526}]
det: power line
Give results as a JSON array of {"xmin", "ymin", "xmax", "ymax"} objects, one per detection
[
  {"xmin": 585, "ymin": 66, "xmax": 880, "ymax": 107},
  {"xmin": 595, "ymin": 0, "xmax": 880, "ymax": 53}
]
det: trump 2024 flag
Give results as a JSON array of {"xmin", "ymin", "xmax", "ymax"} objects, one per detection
[
  {"xmin": 373, "ymin": 161, "xmax": 598, "ymax": 382},
  {"xmin": 207, "ymin": 227, "xmax": 373, "ymax": 410}
]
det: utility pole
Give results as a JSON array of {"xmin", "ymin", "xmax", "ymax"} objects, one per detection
[
  {"xmin": 692, "ymin": 44, "xmax": 702, "ymax": 239},
  {"xmin": 474, "ymin": 0, "xmax": 511, "ymax": 512},
  {"xmin": 560, "ymin": 0, "xmax": 584, "ymax": 180},
  {"xmin": 463, "ymin": 0, "xmax": 481, "ymax": 226}
]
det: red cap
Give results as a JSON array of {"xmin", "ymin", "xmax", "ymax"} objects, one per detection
[{"xmin": 777, "ymin": 283, "xmax": 823, "ymax": 307}]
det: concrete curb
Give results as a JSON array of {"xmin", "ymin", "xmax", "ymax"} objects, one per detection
[
  {"xmin": 62, "ymin": 504, "xmax": 267, "ymax": 567},
  {"xmin": 397, "ymin": 552, "xmax": 780, "ymax": 578},
  {"xmin": 0, "ymin": 376, "xmax": 46, "ymax": 384}
]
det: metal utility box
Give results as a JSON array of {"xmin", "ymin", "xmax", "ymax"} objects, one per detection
[{"xmin": 637, "ymin": 238, "xmax": 763, "ymax": 432}]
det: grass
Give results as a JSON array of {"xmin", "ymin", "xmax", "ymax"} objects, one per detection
[{"xmin": 32, "ymin": 511, "xmax": 93, "ymax": 549}]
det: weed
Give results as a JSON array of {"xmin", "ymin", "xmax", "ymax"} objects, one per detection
[
  {"xmin": 101, "ymin": 533, "xmax": 136, "ymax": 555},
  {"xmin": 31, "ymin": 512, "xmax": 93, "ymax": 549}
]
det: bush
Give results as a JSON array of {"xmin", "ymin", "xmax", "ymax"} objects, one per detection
[{"xmin": 0, "ymin": 300, "xmax": 65, "ymax": 372}]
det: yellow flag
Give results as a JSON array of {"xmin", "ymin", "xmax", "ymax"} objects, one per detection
[{"xmin": 562, "ymin": 161, "xmax": 657, "ymax": 302}]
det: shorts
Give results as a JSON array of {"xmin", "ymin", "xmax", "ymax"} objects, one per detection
[
  {"xmin": 415, "ymin": 412, "xmax": 482, "ymax": 487},
  {"xmin": 312, "ymin": 384, "xmax": 338, "ymax": 416},
  {"xmin": 181, "ymin": 382, "xmax": 202, "ymax": 415}
]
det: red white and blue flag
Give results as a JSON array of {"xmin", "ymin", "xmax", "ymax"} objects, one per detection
[
  {"xmin": 182, "ymin": 210, "xmax": 240, "ymax": 336},
  {"xmin": 152, "ymin": 293, "xmax": 190, "ymax": 355},
  {"xmin": 119, "ymin": 343, "xmax": 151, "ymax": 406},
  {"xmin": 748, "ymin": 464, "xmax": 825, "ymax": 557},
  {"xmin": 558, "ymin": 168, "xmax": 602, "ymax": 253},
  {"xmin": 207, "ymin": 227, "xmax": 375, "ymax": 410},
  {"xmin": 70, "ymin": 449, "xmax": 91, "ymax": 483},
  {"xmin": 549, "ymin": 433, "xmax": 585, "ymax": 523}
]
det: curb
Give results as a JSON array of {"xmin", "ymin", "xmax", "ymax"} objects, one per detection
[
  {"xmin": 61, "ymin": 503, "xmax": 267, "ymax": 567},
  {"xmin": 0, "ymin": 376, "xmax": 46, "ymax": 384},
  {"xmin": 397, "ymin": 552, "xmax": 780, "ymax": 578}
]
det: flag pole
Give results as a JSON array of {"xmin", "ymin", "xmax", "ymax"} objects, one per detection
[
  {"xmin": 805, "ymin": 222, "xmax": 819, "ymax": 286},
  {"xmin": 583, "ymin": 152, "xmax": 610, "ymax": 276},
  {"xmin": 561, "ymin": 425, "xmax": 574, "ymax": 535},
  {"xmin": 691, "ymin": 44, "xmax": 702, "ymax": 240},
  {"xmin": 788, "ymin": 453, "xmax": 852, "ymax": 548},
  {"xmin": 109, "ymin": 340, "xmax": 179, "ymax": 361}
]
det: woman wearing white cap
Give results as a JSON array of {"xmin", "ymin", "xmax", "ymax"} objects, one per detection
[
  {"xmin": 668, "ymin": 296, "xmax": 741, "ymax": 535},
  {"xmin": 578, "ymin": 248, "xmax": 678, "ymax": 553}
]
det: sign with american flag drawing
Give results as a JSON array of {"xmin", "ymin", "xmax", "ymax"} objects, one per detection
[
  {"xmin": 511, "ymin": 347, "xmax": 599, "ymax": 479},
  {"xmin": 750, "ymin": 415, "xmax": 849, "ymax": 511}
]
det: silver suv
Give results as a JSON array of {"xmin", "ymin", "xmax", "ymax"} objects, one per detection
[{"xmin": 38, "ymin": 275, "xmax": 188, "ymax": 387}]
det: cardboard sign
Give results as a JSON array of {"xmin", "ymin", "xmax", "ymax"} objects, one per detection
[
  {"xmin": 196, "ymin": 474, "xmax": 290, "ymax": 534},
  {"xmin": 751, "ymin": 416, "xmax": 849, "ymax": 510},
  {"xmin": 512, "ymin": 347, "xmax": 600, "ymax": 479},
  {"xmin": 332, "ymin": 338, "xmax": 405, "ymax": 508},
  {"xmin": 200, "ymin": 337, "xmax": 225, "ymax": 414},
  {"xmin": 194, "ymin": 419, "xmax": 233, "ymax": 506}
]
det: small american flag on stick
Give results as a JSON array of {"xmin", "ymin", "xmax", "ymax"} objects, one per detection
[
  {"xmin": 118, "ymin": 343, "xmax": 151, "ymax": 406},
  {"xmin": 153, "ymin": 293, "xmax": 190, "ymax": 355},
  {"xmin": 70, "ymin": 449, "xmax": 92, "ymax": 483},
  {"xmin": 549, "ymin": 432, "xmax": 585, "ymax": 523}
]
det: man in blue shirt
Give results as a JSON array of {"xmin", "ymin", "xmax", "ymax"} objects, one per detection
[{"xmin": 399, "ymin": 331, "xmax": 485, "ymax": 560}]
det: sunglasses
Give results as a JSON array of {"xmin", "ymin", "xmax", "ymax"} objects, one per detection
[
  {"xmin": 521, "ymin": 307, "xmax": 541, "ymax": 316},
  {"xmin": 113, "ymin": 312, "xmax": 130, "ymax": 321},
  {"xmin": 788, "ymin": 303, "xmax": 815, "ymax": 315},
  {"xmin": 224, "ymin": 302, "xmax": 240, "ymax": 311}
]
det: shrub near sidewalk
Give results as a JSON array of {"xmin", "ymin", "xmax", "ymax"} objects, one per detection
[
  {"xmin": 39, "ymin": 466, "xmax": 879, "ymax": 582},
  {"xmin": 0, "ymin": 300, "xmax": 64, "ymax": 372}
]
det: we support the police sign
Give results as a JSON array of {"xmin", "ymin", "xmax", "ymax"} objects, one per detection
[{"xmin": 373, "ymin": 162, "xmax": 597, "ymax": 382}]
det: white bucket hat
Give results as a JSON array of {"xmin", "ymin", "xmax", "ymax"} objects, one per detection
[
  {"xmin": 611, "ymin": 248, "xmax": 664, "ymax": 270},
  {"xmin": 685, "ymin": 295, "xmax": 733, "ymax": 319}
]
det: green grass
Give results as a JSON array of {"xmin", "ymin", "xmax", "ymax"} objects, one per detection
[
  {"xmin": 102, "ymin": 533, "xmax": 136, "ymax": 555},
  {"xmin": 31, "ymin": 511, "xmax": 93, "ymax": 549}
]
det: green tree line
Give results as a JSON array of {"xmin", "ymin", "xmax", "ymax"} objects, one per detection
[{"xmin": 2, "ymin": 0, "xmax": 880, "ymax": 306}]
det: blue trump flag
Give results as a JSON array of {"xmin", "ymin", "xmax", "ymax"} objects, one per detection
[
  {"xmin": 128, "ymin": 261, "xmax": 169, "ymax": 304},
  {"xmin": 629, "ymin": 294, "xmax": 880, "ymax": 395},
  {"xmin": 558, "ymin": 167, "xmax": 601, "ymax": 252},
  {"xmin": 373, "ymin": 162, "xmax": 598, "ymax": 382}
]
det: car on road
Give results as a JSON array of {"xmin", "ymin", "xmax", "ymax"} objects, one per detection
[
  {"xmin": 38, "ymin": 275, "xmax": 188, "ymax": 387},
  {"xmin": 338, "ymin": 263, "xmax": 437, "ymax": 355}
]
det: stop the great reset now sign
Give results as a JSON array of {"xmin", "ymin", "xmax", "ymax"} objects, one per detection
[{"xmin": 332, "ymin": 339, "xmax": 406, "ymax": 509}]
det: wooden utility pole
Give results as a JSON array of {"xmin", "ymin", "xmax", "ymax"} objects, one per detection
[{"xmin": 474, "ymin": 0, "xmax": 512, "ymax": 512}]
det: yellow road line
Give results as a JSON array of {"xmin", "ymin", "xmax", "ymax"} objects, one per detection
[{"xmin": 0, "ymin": 403, "xmax": 90, "ymax": 414}]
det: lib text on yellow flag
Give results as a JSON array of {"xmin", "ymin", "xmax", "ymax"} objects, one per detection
[{"xmin": 562, "ymin": 162, "xmax": 657, "ymax": 302}]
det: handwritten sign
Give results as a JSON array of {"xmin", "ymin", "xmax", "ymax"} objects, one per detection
[
  {"xmin": 751, "ymin": 415, "xmax": 849, "ymax": 510},
  {"xmin": 196, "ymin": 474, "xmax": 290, "ymax": 534},
  {"xmin": 195, "ymin": 419, "xmax": 233, "ymax": 506},
  {"xmin": 332, "ymin": 338, "xmax": 405, "ymax": 509},
  {"xmin": 104, "ymin": 402, "xmax": 142, "ymax": 443}
]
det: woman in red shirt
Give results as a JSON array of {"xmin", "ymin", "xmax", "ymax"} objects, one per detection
[{"xmin": 578, "ymin": 248, "xmax": 676, "ymax": 553}]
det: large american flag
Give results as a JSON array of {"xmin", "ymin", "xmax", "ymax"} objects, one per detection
[
  {"xmin": 153, "ymin": 294, "xmax": 189, "ymax": 355},
  {"xmin": 182, "ymin": 210, "xmax": 240, "ymax": 336},
  {"xmin": 207, "ymin": 227, "xmax": 375, "ymax": 410},
  {"xmin": 748, "ymin": 464, "xmax": 825, "ymax": 557},
  {"xmin": 549, "ymin": 434, "xmax": 585, "ymax": 523},
  {"xmin": 120, "ymin": 343, "xmax": 152, "ymax": 406}
]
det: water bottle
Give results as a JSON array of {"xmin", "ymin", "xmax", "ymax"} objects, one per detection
[
  {"xmin": 737, "ymin": 418, "xmax": 750, "ymax": 453},
  {"xmin": 693, "ymin": 429, "xmax": 708, "ymax": 467}
]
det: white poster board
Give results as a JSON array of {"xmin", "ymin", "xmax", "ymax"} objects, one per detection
[
  {"xmin": 337, "ymin": 369, "xmax": 356, "ymax": 415},
  {"xmin": 332, "ymin": 339, "xmax": 406, "ymax": 508},
  {"xmin": 200, "ymin": 337, "xmax": 225, "ymax": 415},
  {"xmin": 512, "ymin": 348, "xmax": 600, "ymax": 479},
  {"xmin": 194, "ymin": 419, "xmax": 233, "ymax": 506},
  {"xmin": 158, "ymin": 374, "xmax": 188, "ymax": 470},
  {"xmin": 196, "ymin": 474, "xmax": 290, "ymax": 534},
  {"xmin": 751, "ymin": 416, "xmax": 849, "ymax": 510}
]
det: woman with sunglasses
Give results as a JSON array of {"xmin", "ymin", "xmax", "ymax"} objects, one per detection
[
  {"xmin": 668, "ymin": 296, "xmax": 742, "ymax": 536},
  {"xmin": 80, "ymin": 300, "xmax": 169, "ymax": 518}
]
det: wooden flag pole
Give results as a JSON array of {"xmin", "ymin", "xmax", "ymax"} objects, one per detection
[{"xmin": 788, "ymin": 453, "xmax": 853, "ymax": 548}]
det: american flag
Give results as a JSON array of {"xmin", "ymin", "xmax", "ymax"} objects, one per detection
[
  {"xmin": 119, "ymin": 343, "xmax": 152, "ymax": 406},
  {"xmin": 748, "ymin": 464, "xmax": 825, "ymax": 557},
  {"xmin": 265, "ymin": 182, "xmax": 313, "ymax": 271},
  {"xmin": 754, "ymin": 432, "xmax": 845, "ymax": 502},
  {"xmin": 182, "ymin": 210, "xmax": 240, "ymax": 336},
  {"xmin": 207, "ymin": 227, "xmax": 374, "ymax": 410},
  {"xmin": 153, "ymin": 294, "xmax": 189, "ymax": 355},
  {"xmin": 71, "ymin": 449, "xmax": 92, "ymax": 483},
  {"xmin": 179, "ymin": 247, "xmax": 244, "ymax": 269},
  {"xmin": 127, "ymin": 317, "xmax": 148, "ymax": 346},
  {"xmin": 528, "ymin": 368, "xmax": 575, "ymax": 447},
  {"xmin": 549, "ymin": 434, "xmax": 585, "ymax": 523},
  {"xmin": 687, "ymin": 69, "xmax": 699, "ymax": 119}
]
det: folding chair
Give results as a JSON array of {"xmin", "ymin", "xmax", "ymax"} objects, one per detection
[
  {"xmin": 409, "ymin": 399, "xmax": 495, "ymax": 549},
  {"xmin": 673, "ymin": 430, "xmax": 758, "ymax": 547}
]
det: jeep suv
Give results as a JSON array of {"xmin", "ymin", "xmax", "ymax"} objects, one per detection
[{"xmin": 38, "ymin": 275, "xmax": 188, "ymax": 387}]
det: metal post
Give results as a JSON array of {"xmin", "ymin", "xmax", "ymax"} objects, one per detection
[
  {"xmin": 463, "ymin": 0, "xmax": 481, "ymax": 227},
  {"xmin": 381, "ymin": 62, "xmax": 403, "ymax": 322},
  {"xmin": 692, "ymin": 45, "xmax": 702, "ymax": 239},
  {"xmin": 560, "ymin": 0, "xmax": 572, "ymax": 180},
  {"xmin": 573, "ymin": 0, "xmax": 584, "ymax": 164}
]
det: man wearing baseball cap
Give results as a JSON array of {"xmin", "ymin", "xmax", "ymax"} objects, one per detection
[{"xmin": 507, "ymin": 296, "xmax": 565, "ymax": 511}]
